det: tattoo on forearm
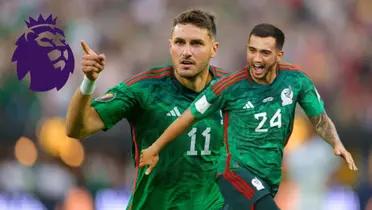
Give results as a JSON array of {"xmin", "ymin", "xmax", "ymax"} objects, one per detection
[{"xmin": 310, "ymin": 113, "xmax": 340, "ymax": 146}]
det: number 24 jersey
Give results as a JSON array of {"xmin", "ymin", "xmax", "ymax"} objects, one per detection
[{"xmin": 190, "ymin": 64, "xmax": 325, "ymax": 192}]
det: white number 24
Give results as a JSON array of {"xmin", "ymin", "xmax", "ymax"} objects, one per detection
[{"xmin": 254, "ymin": 109, "xmax": 282, "ymax": 132}]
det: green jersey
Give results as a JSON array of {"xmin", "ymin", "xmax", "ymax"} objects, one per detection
[
  {"xmin": 189, "ymin": 64, "xmax": 325, "ymax": 193},
  {"xmin": 91, "ymin": 65, "xmax": 227, "ymax": 210}
]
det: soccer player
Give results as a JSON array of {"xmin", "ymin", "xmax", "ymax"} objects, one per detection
[
  {"xmin": 139, "ymin": 23, "xmax": 358, "ymax": 210},
  {"xmin": 66, "ymin": 9, "xmax": 227, "ymax": 210}
]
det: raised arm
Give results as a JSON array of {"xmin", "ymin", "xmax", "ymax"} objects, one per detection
[
  {"xmin": 65, "ymin": 41, "xmax": 106, "ymax": 139},
  {"xmin": 309, "ymin": 113, "xmax": 358, "ymax": 171},
  {"xmin": 139, "ymin": 109, "xmax": 196, "ymax": 174}
]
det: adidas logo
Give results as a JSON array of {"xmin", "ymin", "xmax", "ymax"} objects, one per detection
[
  {"xmin": 166, "ymin": 106, "xmax": 181, "ymax": 117},
  {"xmin": 243, "ymin": 101, "xmax": 254, "ymax": 109}
]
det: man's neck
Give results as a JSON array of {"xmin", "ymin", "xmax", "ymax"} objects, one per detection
[
  {"xmin": 251, "ymin": 64, "xmax": 278, "ymax": 85},
  {"xmin": 175, "ymin": 67, "xmax": 212, "ymax": 92}
]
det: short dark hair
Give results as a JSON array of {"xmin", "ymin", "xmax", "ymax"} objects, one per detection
[
  {"xmin": 173, "ymin": 9, "xmax": 216, "ymax": 38},
  {"xmin": 249, "ymin": 23, "xmax": 285, "ymax": 50}
]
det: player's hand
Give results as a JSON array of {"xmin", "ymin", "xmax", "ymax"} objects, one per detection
[
  {"xmin": 334, "ymin": 143, "xmax": 358, "ymax": 171},
  {"xmin": 139, "ymin": 145, "xmax": 160, "ymax": 175},
  {"xmin": 80, "ymin": 40, "xmax": 106, "ymax": 81}
]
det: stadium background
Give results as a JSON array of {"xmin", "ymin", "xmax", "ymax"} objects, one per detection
[{"xmin": 0, "ymin": 0, "xmax": 371, "ymax": 209}]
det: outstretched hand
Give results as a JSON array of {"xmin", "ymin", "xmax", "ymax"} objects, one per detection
[
  {"xmin": 334, "ymin": 144, "xmax": 358, "ymax": 171},
  {"xmin": 139, "ymin": 145, "xmax": 160, "ymax": 175},
  {"xmin": 80, "ymin": 40, "xmax": 106, "ymax": 81}
]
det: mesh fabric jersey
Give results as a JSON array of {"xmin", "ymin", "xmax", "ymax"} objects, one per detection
[
  {"xmin": 190, "ymin": 64, "xmax": 325, "ymax": 195},
  {"xmin": 92, "ymin": 65, "xmax": 227, "ymax": 210}
]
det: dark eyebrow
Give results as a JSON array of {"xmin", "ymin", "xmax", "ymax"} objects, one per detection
[
  {"xmin": 260, "ymin": 49, "xmax": 273, "ymax": 54},
  {"xmin": 173, "ymin": 37, "xmax": 185, "ymax": 42},
  {"xmin": 248, "ymin": 46, "xmax": 272, "ymax": 53},
  {"xmin": 248, "ymin": 46, "xmax": 256, "ymax": 51},
  {"xmin": 190, "ymin": 39, "xmax": 204, "ymax": 44}
]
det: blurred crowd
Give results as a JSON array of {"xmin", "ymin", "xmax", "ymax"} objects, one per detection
[{"xmin": 0, "ymin": 0, "xmax": 371, "ymax": 209}]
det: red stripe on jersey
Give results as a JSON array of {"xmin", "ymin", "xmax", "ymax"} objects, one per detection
[
  {"xmin": 126, "ymin": 71, "xmax": 171, "ymax": 86},
  {"xmin": 223, "ymin": 112, "xmax": 232, "ymax": 185},
  {"xmin": 279, "ymin": 63, "xmax": 302, "ymax": 71},
  {"xmin": 224, "ymin": 170, "xmax": 255, "ymax": 199},
  {"xmin": 216, "ymin": 69, "xmax": 228, "ymax": 73},
  {"xmin": 215, "ymin": 68, "xmax": 228, "ymax": 75},
  {"xmin": 129, "ymin": 66, "xmax": 171, "ymax": 81},
  {"xmin": 214, "ymin": 73, "xmax": 246, "ymax": 94},
  {"xmin": 215, "ymin": 68, "xmax": 228, "ymax": 77},
  {"xmin": 213, "ymin": 71, "xmax": 247, "ymax": 95},
  {"xmin": 210, "ymin": 66, "xmax": 227, "ymax": 78},
  {"xmin": 222, "ymin": 112, "xmax": 255, "ymax": 200},
  {"xmin": 223, "ymin": 112, "xmax": 230, "ymax": 157},
  {"xmin": 223, "ymin": 164, "xmax": 255, "ymax": 199},
  {"xmin": 130, "ymin": 124, "xmax": 139, "ymax": 191},
  {"xmin": 212, "ymin": 71, "xmax": 241, "ymax": 92},
  {"xmin": 125, "ymin": 66, "xmax": 172, "ymax": 85},
  {"xmin": 212, "ymin": 71, "xmax": 241, "ymax": 94}
]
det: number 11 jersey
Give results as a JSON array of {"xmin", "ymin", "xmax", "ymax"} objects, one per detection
[{"xmin": 91, "ymin": 65, "xmax": 226, "ymax": 210}]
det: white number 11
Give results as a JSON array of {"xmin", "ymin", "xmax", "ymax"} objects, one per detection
[{"xmin": 186, "ymin": 127, "xmax": 211, "ymax": 156}]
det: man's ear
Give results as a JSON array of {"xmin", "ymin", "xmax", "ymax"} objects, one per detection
[
  {"xmin": 276, "ymin": 50, "xmax": 284, "ymax": 62},
  {"xmin": 211, "ymin": 41, "xmax": 219, "ymax": 58}
]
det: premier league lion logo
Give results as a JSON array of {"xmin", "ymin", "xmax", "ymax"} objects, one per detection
[{"xmin": 12, "ymin": 14, "xmax": 74, "ymax": 91}]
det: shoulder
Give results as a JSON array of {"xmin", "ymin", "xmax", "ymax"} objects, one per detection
[
  {"xmin": 211, "ymin": 67, "xmax": 249, "ymax": 95},
  {"xmin": 278, "ymin": 63, "xmax": 309, "ymax": 78},
  {"xmin": 210, "ymin": 65, "xmax": 228, "ymax": 78},
  {"xmin": 279, "ymin": 63, "xmax": 317, "ymax": 91},
  {"xmin": 124, "ymin": 65, "xmax": 173, "ymax": 86}
]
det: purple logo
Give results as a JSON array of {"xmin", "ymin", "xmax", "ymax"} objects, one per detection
[{"xmin": 12, "ymin": 14, "xmax": 74, "ymax": 91}]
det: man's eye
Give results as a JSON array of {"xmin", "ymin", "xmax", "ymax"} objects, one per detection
[{"xmin": 190, "ymin": 40, "xmax": 204, "ymax": 46}]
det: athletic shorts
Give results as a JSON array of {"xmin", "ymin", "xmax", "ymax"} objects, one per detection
[{"xmin": 217, "ymin": 167, "xmax": 271, "ymax": 209}]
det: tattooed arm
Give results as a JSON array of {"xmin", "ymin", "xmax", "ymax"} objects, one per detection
[{"xmin": 309, "ymin": 113, "xmax": 358, "ymax": 171}]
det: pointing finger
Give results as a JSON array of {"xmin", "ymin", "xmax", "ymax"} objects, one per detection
[{"xmin": 81, "ymin": 40, "xmax": 97, "ymax": 55}]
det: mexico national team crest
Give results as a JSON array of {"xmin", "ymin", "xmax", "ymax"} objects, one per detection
[
  {"xmin": 11, "ymin": 14, "xmax": 74, "ymax": 91},
  {"xmin": 281, "ymin": 87, "xmax": 293, "ymax": 106}
]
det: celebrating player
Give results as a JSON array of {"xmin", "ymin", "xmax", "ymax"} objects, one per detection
[
  {"xmin": 66, "ymin": 9, "xmax": 227, "ymax": 210},
  {"xmin": 139, "ymin": 23, "xmax": 358, "ymax": 210}
]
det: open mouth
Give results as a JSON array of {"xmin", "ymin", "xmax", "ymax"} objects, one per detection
[
  {"xmin": 180, "ymin": 60, "xmax": 195, "ymax": 65},
  {"xmin": 251, "ymin": 63, "xmax": 265, "ymax": 75},
  {"xmin": 179, "ymin": 60, "xmax": 195, "ymax": 70}
]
